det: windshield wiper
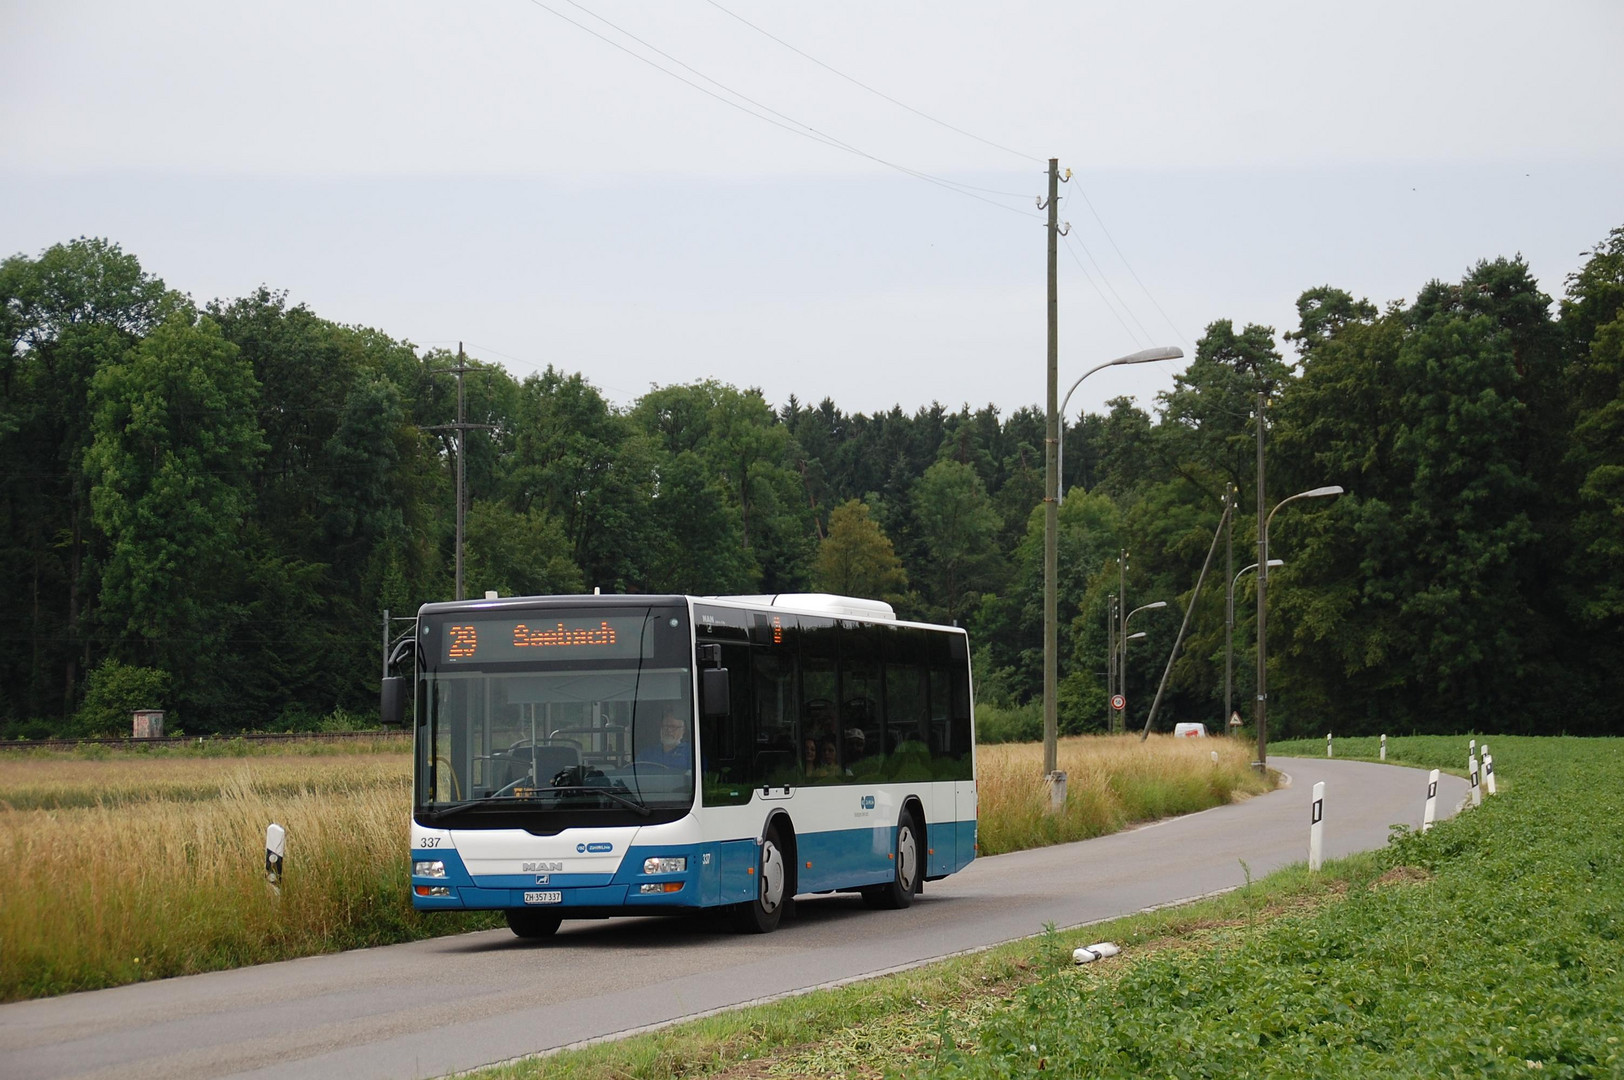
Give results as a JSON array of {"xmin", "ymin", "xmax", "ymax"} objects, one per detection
[
  {"xmin": 546, "ymin": 785, "xmax": 653, "ymax": 816},
  {"xmin": 424, "ymin": 787, "xmax": 652, "ymax": 820},
  {"xmin": 423, "ymin": 794, "xmax": 547, "ymax": 821}
]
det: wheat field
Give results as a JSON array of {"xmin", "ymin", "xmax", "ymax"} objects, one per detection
[{"xmin": 0, "ymin": 735, "xmax": 1270, "ymax": 1001}]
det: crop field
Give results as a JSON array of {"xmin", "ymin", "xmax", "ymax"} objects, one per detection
[
  {"xmin": 0, "ymin": 741, "xmax": 499, "ymax": 1002},
  {"xmin": 0, "ymin": 733, "xmax": 1266, "ymax": 1002},
  {"xmin": 468, "ymin": 736, "xmax": 1622, "ymax": 1080}
]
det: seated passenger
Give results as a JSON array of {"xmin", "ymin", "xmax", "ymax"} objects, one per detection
[{"xmin": 807, "ymin": 737, "xmax": 841, "ymax": 778}]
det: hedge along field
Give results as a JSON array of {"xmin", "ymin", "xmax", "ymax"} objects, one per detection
[{"xmin": 912, "ymin": 736, "xmax": 1624, "ymax": 1079}]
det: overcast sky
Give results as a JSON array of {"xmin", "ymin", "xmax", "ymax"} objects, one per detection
[{"xmin": 3, "ymin": 0, "xmax": 1621, "ymax": 417}]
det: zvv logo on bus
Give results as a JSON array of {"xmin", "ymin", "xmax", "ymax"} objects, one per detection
[
  {"xmin": 860, "ymin": 795, "xmax": 876, "ymax": 810},
  {"xmin": 577, "ymin": 842, "xmax": 613, "ymax": 853}
]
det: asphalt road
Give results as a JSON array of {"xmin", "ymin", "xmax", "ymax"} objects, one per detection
[{"xmin": 0, "ymin": 756, "xmax": 1465, "ymax": 1080}]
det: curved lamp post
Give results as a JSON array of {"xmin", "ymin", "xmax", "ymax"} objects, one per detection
[
  {"xmin": 1045, "ymin": 345, "xmax": 1182, "ymax": 776},
  {"xmin": 1256, "ymin": 485, "xmax": 1344, "ymax": 765},
  {"xmin": 1225, "ymin": 559, "xmax": 1282, "ymax": 732},
  {"xmin": 1057, "ymin": 346, "xmax": 1183, "ymax": 506},
  {"xmin": 1119, "ymin": 601, "xmax": 1166, "ymax": 731}
]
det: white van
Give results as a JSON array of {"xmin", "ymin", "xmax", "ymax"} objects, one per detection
[{"xmin": 1172, "ymin": 722, "xmax": 1208, "ymax": 738}]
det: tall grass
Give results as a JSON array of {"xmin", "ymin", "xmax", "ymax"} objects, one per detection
[
  {"xmin": 0, "ymin": 753, "xmax": 496, "ymax": 1002},
  {"xmin": 0, "ymin": 735, "xmax": 1272, "ymax": 1002},
  {"xmin": 975, "ymin": 734, "xmax": 1273, "ymax": 855}
]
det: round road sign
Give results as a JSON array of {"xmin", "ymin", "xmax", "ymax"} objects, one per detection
[{"xmin": 1111, "ymin": 694, "xmax": 1126, "ymax": 711}]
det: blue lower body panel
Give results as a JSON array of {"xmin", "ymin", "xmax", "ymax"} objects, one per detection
[{"xmin": 411, "ymin": 818, "xmax": 976, "ymax": 913}]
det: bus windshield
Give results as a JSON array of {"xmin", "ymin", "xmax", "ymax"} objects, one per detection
[{"xmin": 415, "ymin": 605, "xmax": 695, "ymax": 823}]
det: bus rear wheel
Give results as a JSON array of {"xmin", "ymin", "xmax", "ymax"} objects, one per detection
[
  {"xmin": 863, "ymin": 809, "xmax": 920, "ymax": 910},
  {"xmin": 733, "ymin": 824, "xmax": 788, "ymax": 933},
  {"xmin": 506, "ymin": 909, "xmax": 563, "ymax": 939}
]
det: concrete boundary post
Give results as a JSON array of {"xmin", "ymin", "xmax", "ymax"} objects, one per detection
[{"xmin": 1380, "ymin": 734, "xmax": 1387, "ymax": 761}]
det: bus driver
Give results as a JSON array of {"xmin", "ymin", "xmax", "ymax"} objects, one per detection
[{"xmin": 645, "ymin": 707, "xmax": 691, "ymax": 770}]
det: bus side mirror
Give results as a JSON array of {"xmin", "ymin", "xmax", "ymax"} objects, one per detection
[
  {"xmin": 380, "ymin": 677, "xmax": 407, "ymax": 727},
  {"xmin": 701, "ymin": 668, "xmax": 731, "ymax": 720}
]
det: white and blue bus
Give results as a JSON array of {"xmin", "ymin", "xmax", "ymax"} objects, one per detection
[{"xmin": 384, "ymin": 592, "xmax": 977, "ymax": 937}]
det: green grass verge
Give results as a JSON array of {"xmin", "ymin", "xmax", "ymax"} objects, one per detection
[{"xmin": 473, "ymin": 736, "xmax": 1623, "ymax": 1080}]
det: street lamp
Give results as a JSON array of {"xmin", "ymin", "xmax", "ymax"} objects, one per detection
[
  {"xmin": 1119, "ymin": 601, "xmax": 1167, "ymax": 732},
  {"xmin": 1057, "ymin": 347, "xmax": 1183, "ymax": 505},
  {"xmin": 1225, "ymin": 559, "xmax": 1282, "ymax": 732},
  {"xmin": 1255, "ymin": 485, "xmax": 1344, "ymax": 765},
  {"xmin": 1045, "ymin": 344, "xmax": 1182, "ymax": 778}
]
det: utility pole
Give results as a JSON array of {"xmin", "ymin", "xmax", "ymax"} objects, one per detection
[
  {"xmin": 427, "ymin": 344, "xmax": 493, "ymax": 602},
  {"xmin": 1106, "ymin": 593, "xmax": 1116, "ymax": 730},
  {"xmin": 1117, "ymin": 549, "xmax": 1128, "ymax": 734},
  {"xmin": 1254, "ymin": 391, "xmax": 1268, "ymax": 766},
  {"xmin": 1042, "ymin": 157, "xmax": 1061, "ymax": 778},
  {"xmin": 1223, "ymin": 482, "xmax": 1235, "ymax": 731}
]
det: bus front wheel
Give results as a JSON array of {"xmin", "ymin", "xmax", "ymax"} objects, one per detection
[
  {"xmin": 506, "ymin": 909, "xmax": 563, "ymax": 939},
  {"xmin": 863, "ymin": 810, "xmax": 920, "ymax": 910},
  {"xmin": 733, "ymin": 824, "xmax": 788, "ymax": 933}
]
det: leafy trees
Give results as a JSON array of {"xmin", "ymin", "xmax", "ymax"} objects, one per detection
[
  {"xmin": 812, "ymin": 499, "xmax": 907, "ymax": 600},
  {"xmin": 5, "ymin": 229, "xmax": 1624, "ymax": 738},
  {"xmin": 912, "ymin": 459, "xmax": 1003, "ymax": 625},
  {"xmin": 84, "ymin": 312, "xmax": 265, "ymax": 723}
]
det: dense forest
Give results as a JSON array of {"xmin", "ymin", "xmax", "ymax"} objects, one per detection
[{"xmin": 3, "ymin": 229, "xmax": 1621, "ymax": 739}]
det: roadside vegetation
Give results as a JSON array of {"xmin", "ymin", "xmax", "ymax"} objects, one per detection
[
  {"xmin": 975, "ymin": 734, "xmax": 1270, "ymax": 855},
  {"xmin": 8, "ymin": 229, "xmax": 1624, "ymax": 752},
  {"xmin": 0, "ymin": 733, "xmax": 1265, "ymax": 1002},
  {"xmin": 465, "ymin": 735, "xmax": 1621, "ymax": 1080}
]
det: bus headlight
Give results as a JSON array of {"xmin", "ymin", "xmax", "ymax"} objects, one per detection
[
  {"xmin": 414, "ymin": 860, "xmax": 446, "ymax": 878},
  {"xmin": 642, "ymin": 857, "xmax": 686, "ymax": 874}
]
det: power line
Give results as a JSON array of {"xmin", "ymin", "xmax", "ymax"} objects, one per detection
[
  {"xmin": 695, "ymin": 0, "xmax": 1185, "ymax": 343},
  {"xmin": 1061, "ymin": 231, "xmax": 1148, "ymax": 350},
  {"xmin": 522, "ymin": 0, "xmax": 1041, "ymax": 220},
  {"xmin": 1066, "ymin": 185, "xmax": 1192, "ymax": 349},
  {"xmin": 1062, "ymin": 224, "xmax": 1155, "ymax": 345},
  {"xmin": 703, "ymin": 0, "xmax": 1042, "ymax": 167}
]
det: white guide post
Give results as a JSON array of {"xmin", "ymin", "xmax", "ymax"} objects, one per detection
[
  {"xmin": 1380, "ymin": 734, "xmax": 1387, "ymax": 761},
  {"xmin": 1073, "ymin": 941, "xmax": 1121, "ymax": 964},
  {"xmin": 1422, "ymin": 769, "xmax": 1439, "ymax": 832},
  {"xmin": 1308, "ymin": 781, "xmax": 1325, "ymax": 871},
  {"xmin": 265, "ymin": 822, "xmax": 286, "ymax": 894},
  {"xmin": 1326, "ymin": 732, "xmax": 1333, "ymax": 758},
  {"xmin": 1469, "ymin": 750, "xmax": 1482, "ymax": 807},
  {"xmin": 1482, "ymin": 743, "xmax": 1496, "ymax": 796}
]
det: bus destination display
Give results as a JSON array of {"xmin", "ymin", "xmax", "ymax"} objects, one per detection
[{"xmin": 441, "ymin": 614, "xmax": 647, "ymax": 662}]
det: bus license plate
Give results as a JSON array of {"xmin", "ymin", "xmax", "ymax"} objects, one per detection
[{"xmin": 523, "ymin": 890, "xmax": 562, "ymax": 905}]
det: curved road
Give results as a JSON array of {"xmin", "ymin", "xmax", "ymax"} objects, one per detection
[{"xmin": 1, "ymin": 757, "xmax": 1463, "ymax": 1080}]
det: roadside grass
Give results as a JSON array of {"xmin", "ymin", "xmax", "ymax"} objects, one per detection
[
  {"xmin": 472, "ymin": 736, "xmax": 1623, "ymax": 1080},
  {"xmin": 976, "ymin": 735, "xmax": 1272, "ymax": 855},
  {"xmin": 0, "ymin": 735, "xmax": 1268, "ymax": 1003},
  {"xmin": 469, "ymin": 860, "xmax": 1374, "ymax": 1080},
  {"xmin": 912, "ymin": 736, "xmax": 1624, "ymax": 1078}
]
